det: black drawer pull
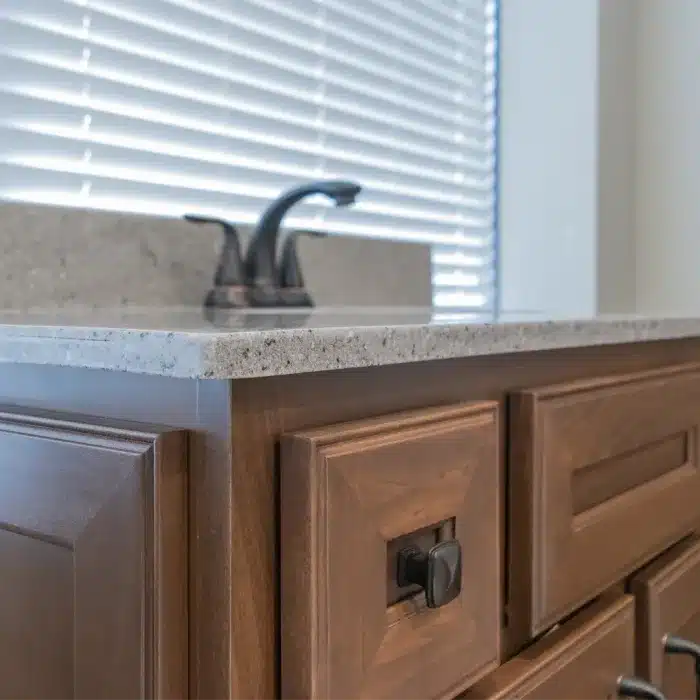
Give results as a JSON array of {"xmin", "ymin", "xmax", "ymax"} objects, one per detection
[
  {"xmin": 618, "ymin": 675, "xmax": 667, "ymax": 700},
  {"xmin": 663, "ymin": 634, "xmax": 700, "ymax": 700}
]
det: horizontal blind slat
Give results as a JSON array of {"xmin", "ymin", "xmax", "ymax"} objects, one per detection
[
  {"xmin": 1, "ymin": 155, "xmax": 494, "ymax": 240},
  {"xmin": 9, "ymin": 3, "xmax": 490, "ymax": 115},
  {"xmin": 322, "ymin": 0, "xmax": 486, "ymax": 74},
  {"xmin": 1, "ymin": 90, "xmax": 496, "ymax": 193},
  {"xmin": 5, "ymin": 120, "xmax": 491, "ymax": 210},
  {"xmin": 2, "ymin": 164, "xmax": 495, "ymax": 248},
  {"xmin": 157, "ymin": 0, "xmax": 485, "ymax": 83},
  {"xmin": 1, "ymin": 42, "xmax": 494, "ymax": 150},
  {"xmin": 63, "ymin": 0, "xmax": 486, "ymax": 90},
  {"xmin": 0, "ymin": 122, "xmax": 493, "ymax": 209},
  {"xmin": 1, "ymin": 110, "xmax": 496, "ymax": 203}
]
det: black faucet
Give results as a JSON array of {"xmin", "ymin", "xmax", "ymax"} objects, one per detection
[
  {"xmin": 276, "ymin": 230, "xmax": 327, "ymax": 307},
  {"xmin": 244, "ymin": 180, "xmax": 362, "ymax": 307},
  {"xmin": 183, "ymin": 215, "xmax": 247, "ymax": 309}
]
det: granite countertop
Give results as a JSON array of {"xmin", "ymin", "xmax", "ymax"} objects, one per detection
[{"xmin": 0, "ymin": 305, "xmax": 697, "ymax": 379}]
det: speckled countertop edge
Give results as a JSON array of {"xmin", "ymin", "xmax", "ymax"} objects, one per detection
[{"xmin": 0, "ymin": 315, "xmax": 694, "ymax": 379}]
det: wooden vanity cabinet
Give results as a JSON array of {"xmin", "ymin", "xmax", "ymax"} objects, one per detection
[
  {"xmin": 0, "ymin": 407, "xmax": 188, "ymax": 700},
  {"xmin": 6, "ymin": 341, "xmax": 700, "ymax": 699},
  {"xmin": 630, "ymin": 536, "xmax": 700, "ymax": 699}
]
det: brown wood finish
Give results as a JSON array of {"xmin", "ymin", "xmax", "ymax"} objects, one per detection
[
  {"xmin": 0, "ymin": 369, "xmax": 234, "ymax": 699},
  {"xmin": 229, "ymin": 338, "xmax": 700, "ymax": 693},
  {"xmin": 461, "ymin": 593, "xmax": 636, "ymax": 700},
  {"xmin": 630, "ymin": 535, "xmax": 700, "ymax": 698},
  {"xmin": 509, "ymin": 364, "xmax": 700, "ymax": 640},
  {"xmin": 0, "ymin": 407, "xmax": 188, "ymax": 699},
  {"xmin": 280, "ymin": 403, "xmax": 501, "ymax": 699}
]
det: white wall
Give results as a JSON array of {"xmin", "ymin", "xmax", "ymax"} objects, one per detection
[
  {"xmin": 597, "ymin": 0, "xmax": 638, "ymax": 313},
  {"xmin": 500, "ymin": 1, "xmax": 700, "ymax": 316},
  {"xmin": 498, "ymin": 0, "xmax": 599, "ymax": 316},
  {"xmin": 635, "ymin": 0, "xmax": 700, "ymax": 313}
]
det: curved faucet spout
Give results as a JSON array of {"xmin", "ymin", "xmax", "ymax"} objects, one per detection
[{"xmin": 244, "ymin": 180, "xmax": 362, "ymax": 294}]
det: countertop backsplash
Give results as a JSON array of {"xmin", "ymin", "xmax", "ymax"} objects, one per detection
[{"xmin": 0, "ymin": 202, "xmax": 431, "ymax": 309}]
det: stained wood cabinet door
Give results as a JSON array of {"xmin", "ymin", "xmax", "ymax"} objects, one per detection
[
  {"xmin": 462, "ymin": 594, "xmax": 636, "ymax": 700},
  {"xmin": 0, "ymin": 408, "xmax": 188, "ymax": 700},
  {"xmin": 281, "ymin": 402, "xmax": 501, "ymax": 700},
  {"xmin": 630, "ymin": 536, "xmax": 700, "ymax": 699},
  {"xmin": 509, "ymin": 364, "xmax": 700, "ymax": 640}
]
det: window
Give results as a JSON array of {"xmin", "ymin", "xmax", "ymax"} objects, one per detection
[{"xmin": 0, "ymin": 0, "xmax": 498, "ymax": 310}]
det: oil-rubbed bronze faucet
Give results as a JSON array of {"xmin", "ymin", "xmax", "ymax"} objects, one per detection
[
  {"xmin": 183, "ymin": 215, "xmax": 248, "ymax": 309},
  {"xmin": 244, "ymin": 180, "xmax": 362, "ymax": 307},
  {"xmin": 186, "ymin": 180, "xmax": 361, "ymax": 309},
  {"xmin": 274, "ymin": 230, "xmax": 327, "ymax": 307}
]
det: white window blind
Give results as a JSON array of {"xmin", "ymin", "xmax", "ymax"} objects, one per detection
[{"xmin": 0, "ymin": 0, "xmax": 498, "ymax": 310}]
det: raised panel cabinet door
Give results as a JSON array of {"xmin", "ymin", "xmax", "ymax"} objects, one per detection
[
  {"xmin": 0, "ymin": 408, "xmax": 188, "ymax": 700},
  {"xmin": 462, "ymin": 594, "xmax": 636, "ymax": 700},
  {"xmin": 630, "ymin": 536, "xmax": 700, "ymax": 699},
  {"xmin": 281, "ymin": 402, "xmax": 501, "ymax": 700},
  {"xmin": 509, "ymin": 364, "xmax": 700, "ymax": 639}
]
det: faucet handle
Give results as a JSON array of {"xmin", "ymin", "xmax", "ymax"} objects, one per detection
[
  {"xmin": 276, "ymin": 230, "xmax": 326, "ymax": 308},
  {"xmin": 183, "ymin": 214, "xmax": 248, "ymax": 309}
]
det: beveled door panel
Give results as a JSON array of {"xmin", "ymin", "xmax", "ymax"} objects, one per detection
[
  {"xmin": 0, "ymin": 409, "xmax": 187, "ymax": 699},
  {"xmin": 281, "ymin": 402, "xmax": 501, "ymax": 700},
  {"xmin": 631, "ymin": 536, "xmax": 700, "ymax": 699},
  {"xmin": 462, "ymin": 594, "xmax": 636, "ymax": 700},
  {"xmin": 510, "ymin": 364, "xmax": 700, "ymax": 639}
]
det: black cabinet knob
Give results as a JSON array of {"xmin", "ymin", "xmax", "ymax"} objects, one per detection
[
  {"xmin": 617, "ymin": 675, "xmax": 667, "ymax": 700},
  {"xmin": 396, "ymin": 540, "xmax": 461, "ymax": 609}
]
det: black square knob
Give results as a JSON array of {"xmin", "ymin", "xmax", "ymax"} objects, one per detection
[{"xmin": 396, "ymin": 539, "xmax": 462, "ymax": 609}]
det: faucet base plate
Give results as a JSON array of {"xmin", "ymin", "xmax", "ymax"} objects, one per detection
[{"xmin": 204, "ymin": 286, "xmax": 249, "ymax": 309}]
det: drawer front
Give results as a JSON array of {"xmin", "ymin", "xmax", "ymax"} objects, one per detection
[
  {"xmin": 462, "ymin": 594, "xmax": 635, "ymax": 700},
  {"xmin": 630, "ymin": 535, "xmax": 700, "ymax": 698},
  {"xmin": 510, "ymin": 364, "xmax": 700, "ymax": 638},
  {"xmin": 281, "ymin": 402, "xmax": 501, "ymax": 700}
]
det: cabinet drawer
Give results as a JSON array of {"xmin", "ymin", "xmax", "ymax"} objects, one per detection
[
  {"xmin": 462, "ymin": 594, "xmax": 635, "ymax": 700},
  {"xmin": 281, "ymin": 402, "xmax": 501, "ymax": 700},
  {"xmin": 510, "ymin": 364, "xmax": 700, "ymax": 638},
  {"xmin": 630, "ymin": 535, "xmax": 700, "ymax": 698}
]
